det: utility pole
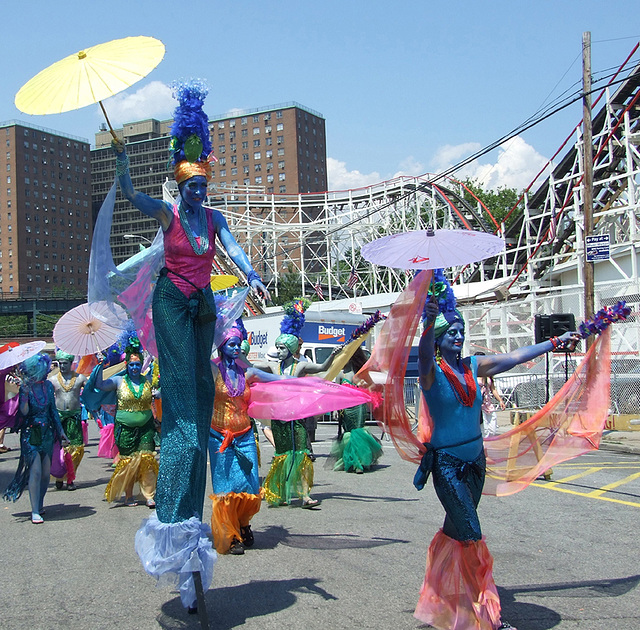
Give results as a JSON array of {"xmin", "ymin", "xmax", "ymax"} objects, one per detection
[{"xmin": 582, "ymin": 31, "xmax": 595, "ymax": 349}]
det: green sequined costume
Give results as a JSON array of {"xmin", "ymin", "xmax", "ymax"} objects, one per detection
[
  {"xmin": 331, "ymin": 404, "xmax": 383, "ymax": 472},
  {"xmin": 263, "ymin": 419, "xmax": 314, "ymax": 505}
]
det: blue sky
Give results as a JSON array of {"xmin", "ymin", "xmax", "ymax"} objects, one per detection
[{"xmin": 1, "ymin": 1, "xmax": 638, "ymax": 191}]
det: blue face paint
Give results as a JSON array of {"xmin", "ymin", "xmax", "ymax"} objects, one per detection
[
  {"xmin": 221, "ymin": 337, "xmax": 241, "ymax": 361},
  {"xmin": 438, "ymin": 322, "xmax": 465, "ymax": 357},
  {"xmin": 127, "ymin": 360, "xmax": 142, "ymax": 378},
  {"xmin": 180, "ymin": 175, "xmax": 208, "ymax": 209}
]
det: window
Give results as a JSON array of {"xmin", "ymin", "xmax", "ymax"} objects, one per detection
[
  {"xmin": 279, "ymin": 185, "xmax": 286, "ymax": 193},
  {"xmin": 279, "ymin": 173, "xmax": 286, "ymax": 181},
  {"xmin": 277, "ymin": 123, "xmax": 284, "ymax": 131},
  {"xmin": 255, "ymin": 176, "xmax": 262, "ymax": 184},
  {"xmin": 253, "ymin": 127, "xmax": 260, "ymax": 136},
  {"xmin": 218, "ymin": 121, "xmax": 225, "ymax": 129},
  {"xmin": 277, "ymin": 136, "xmax": 284, "ymax": 144},
  {"xmin": 253, "ymin": 139, "xmax": 260, "ymax": 147},
  {"xmin": 253, "ymin": 115, "xmax": 259, "ymax": 123},
  {"xmin": 253, "ymin": 152, "xmax": 261, "ymax": 160},
  {"xmin": 218, "ymin": 132, "xmax": 225, "ymax": 141},
  {"xmin": 278, "ymin": 160, "xmax": 285, "ymax": 169}
]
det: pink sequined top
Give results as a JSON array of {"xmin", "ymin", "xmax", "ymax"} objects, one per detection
[{"xmin": 164, "ymin": 204, "xmax": 217, "ymax": 296}]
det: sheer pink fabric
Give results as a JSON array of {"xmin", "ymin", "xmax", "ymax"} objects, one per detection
[
  {"xmin": 414, "ymin": 529, "xmax": 501, "ymax": 630},
  {"xmin": 97, "ymin": 423, "xmax": 118, "ymax": 459},
  {"xmin": 248, "ymin": 377, "xmax": 377, "ymax": 421},
  {"xmin": 357, "ymin": 269, "xmax": 612, "ymax": 497},
  {"xmin": 357, "ymin": 270, "xmax": 433, "ymax": 462},
  {"xmin": 0, "ymin": 367, "xmax": 19, "ymax": 430},
  {"xmin": 483, "ymin": 328, "xmax": 611, "ymax": 496}
]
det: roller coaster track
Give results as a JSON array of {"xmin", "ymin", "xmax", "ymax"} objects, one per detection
[{"xmin": 171, "ymin": 44, "xmax": 640, "ymax": 310}]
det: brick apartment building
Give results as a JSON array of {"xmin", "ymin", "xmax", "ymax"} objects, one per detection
[
  {"xmin": 0, "ymin": 121, "xmax": 92, "ymax": 297},
  {"xmin": 91, "ymin": 102, "xmax": 327, "ymax": 266}
]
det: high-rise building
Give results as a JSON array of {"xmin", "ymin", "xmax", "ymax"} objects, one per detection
[
  {"xmin": 208, "ymin": 102, "xmax": 327, "ymax": 195},
  {"xmin": 91, "ymin": 103, "xmax": 327, "ymax": 266},
  {"xmin": 0, "ymin": 121, "xmax": 92, "ymax": 297},
  {"xmin": 92, "ymin": 119, "xmax": 172, "ymax": 263}
]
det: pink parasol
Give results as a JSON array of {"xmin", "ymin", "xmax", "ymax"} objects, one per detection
[
  {"xmin": 0, "ymin": 341, "xmax": 47, "ymax": 371},
  {"xmin": 53, "ymin": 302, "xmax": 123, "ymax": 356},
  {"xmin": 361, "ymin": 228, "xmax": 505, "ymax": 270}
]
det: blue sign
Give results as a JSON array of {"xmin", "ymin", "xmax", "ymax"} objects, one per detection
[{"xmin": 586, "ymin": 234, "xmax": 610, "ymax": 262}]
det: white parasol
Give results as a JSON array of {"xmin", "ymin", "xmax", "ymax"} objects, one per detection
[
  {"xmin": 361, "ymin": 228, "xmax": 505, "ymax": 270},
  {"xmin": 0, "ymin": 341, "xmax": 47, "ymax": 371},
  {"xmin": 53, "ymin": 302, "xmax": 124, "ymax": 356}
]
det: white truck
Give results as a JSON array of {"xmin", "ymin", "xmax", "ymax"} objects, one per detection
[{"xmin": 243, "ymin": 308, "xmax": 368, "ymax": 364}]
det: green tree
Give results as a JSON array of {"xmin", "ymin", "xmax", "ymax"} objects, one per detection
[
  {"xmin": 271, "ymin": 267, "xmax": 304, "ymax": 306},
  {"xmin": 462, "ymin": 179, "xmax": 524, "ymax": 230}
]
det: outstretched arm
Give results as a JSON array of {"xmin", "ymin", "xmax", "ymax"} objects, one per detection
[
  {"xmin": 477, "ymin": 331, "xmax": 581, "ymax": 378},
  {"xmin": 212, "ymin": 210, "xmax": 271, "ymax": 301},
  {"xmin": 92, "ymin": 362, "xmax": 119, "ymax": 392},
  {"xmin": 246, "ymin": 367, "xmax": 293, "ymax": 383},
  {"xmin": 418, "ymin": 297, "xmax": 439, "ymax": 391},
  {"xmin": 296, "ymin": 348, "xmax": 340, "ymax": 376},
  {"xmin": 112, "ymin": 139, "xmax": 173, "ymax": 229}
]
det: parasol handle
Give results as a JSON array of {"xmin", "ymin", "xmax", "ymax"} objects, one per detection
[{"xmin": 98, "ymin": 101, "xmax": 120, "ymax": 141}]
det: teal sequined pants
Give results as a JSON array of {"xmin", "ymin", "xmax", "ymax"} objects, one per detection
[{"xmin": 153, "ymin": 274, "xmax": 216, "ymax": 523}]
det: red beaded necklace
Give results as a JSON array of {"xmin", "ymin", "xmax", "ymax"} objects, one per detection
[{"xmin": 438, "ymin": 357, "xmax": 477, "ymax": 407}]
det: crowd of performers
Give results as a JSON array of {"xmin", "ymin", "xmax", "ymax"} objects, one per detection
[{"xmin": 1, "ymin": 77, "xmax": 625, "ymax": 630}]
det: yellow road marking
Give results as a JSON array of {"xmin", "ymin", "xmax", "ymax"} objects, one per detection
[
  {"xmin": 530, "ymin": 481, "xmax": 640, "ymax": 508},
  {"xmin": 545, "ymin": 467, "xmax": 603, "ymax": 485},
  {"xmin": 584, "ymin": 470, "xmax": 640, "ymax": 497}
]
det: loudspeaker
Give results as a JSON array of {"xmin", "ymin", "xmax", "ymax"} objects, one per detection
[{"xmin": 534, "ymin": 313, "xmax": 576, "ymax": 345}]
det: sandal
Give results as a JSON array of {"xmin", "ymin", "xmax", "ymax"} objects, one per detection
[
  {"xmin": 301, "ymin": 498, "xmax": 320, "ymax": 509},
  {"xmin": 146, "ymin": 499, "xmax": 156, "ymax": 509},
  {"xmin": 31, "ymin": 513, "xmax": 44, "ymax": 524},
  {"xmin": 240, "ymin": 525, "xmax": 254, "ymax": 547},
  {"xmin": 0, "ymin": 445, "xmax": 11, "ymax": 453},
  {"xmin": 229, "ymin": 538, "xmax": 245, "ymax": 555},
  {"xmin": 125, "ymin": 497, "xmax": 138, "ymax": 507}
]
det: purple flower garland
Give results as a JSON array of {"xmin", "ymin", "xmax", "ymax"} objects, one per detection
[{"xmin": 578, "ymin": 301, "xmax": 631, "ymax": 338}]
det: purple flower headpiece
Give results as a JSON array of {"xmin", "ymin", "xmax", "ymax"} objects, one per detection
[{"xmin": 578, "ymin": 301, "xmax": 631, "ymax": 338}]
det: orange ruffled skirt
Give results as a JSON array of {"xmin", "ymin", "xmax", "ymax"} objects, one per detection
[
  {"xmin": 209, "ymin": 491, "xmax": 262, "ymax": 553},
  {"xmin": 414, "ymin": 529, "xmax": 501, "ymax": 630}
]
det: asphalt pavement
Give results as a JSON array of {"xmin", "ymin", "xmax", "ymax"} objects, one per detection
[{"xmin": 1, "ymin": 419, "xmax": 639, "ymax": 630}]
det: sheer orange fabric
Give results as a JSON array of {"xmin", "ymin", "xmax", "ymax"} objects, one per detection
[
  {"xmin": 414, "ymin": 529, "xmax": 501, "ymax": 630},
  {"xmin": 357, "ymin": 270, "xmax": 432, "ymax": 462},
  {"xmin": 209, "ymin": 492, "xmax": 262, "ymax": 554},
  {"xmin": 358, "ymin": 269, "xmax": 612, "ymax": 497},
  {"xmin": 483, "ymin": 328, "xmax": 611, "ymax": 496}
]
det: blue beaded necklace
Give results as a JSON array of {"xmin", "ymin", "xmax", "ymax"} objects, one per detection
[{"xmin": 177, "ymin": 201, "xmax": 209, "ymax": 255}]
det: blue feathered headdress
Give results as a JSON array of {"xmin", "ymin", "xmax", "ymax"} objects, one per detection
[{"xmin": 169, "ymin": 79, "xmax": 212, "ymax": 166}]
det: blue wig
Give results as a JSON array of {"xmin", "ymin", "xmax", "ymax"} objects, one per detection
[{"xmin": 169, "ymin": 80, "xmax": 212, "ymax": 166}]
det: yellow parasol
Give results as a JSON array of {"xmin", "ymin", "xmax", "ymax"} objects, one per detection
[
  {"xmin": 15, "ymin": 35, "xmax": 165, "ymax": 138},
  {"xmin": 210, "ymin": 274, "xmax": 238, "ymax": 292}
]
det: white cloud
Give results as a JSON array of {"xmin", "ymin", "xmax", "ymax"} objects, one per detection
[
  {"xmin": 391, "ymin": 156, "xmax": 427, "ymax": 178},
  {"xmin": 431, "ymin": 136, "xmax": 550, "ymax": 191},
  {"xmin": 431, "ymin": 142, "xmax": 482, "ymax": 172},
  {"xmin": 101, "ymin": 81, "xmax": 175, "ymax": 126},
  {"xmin": 327, "ymin": 157, "xmax": 382, "ymax": 190}
]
